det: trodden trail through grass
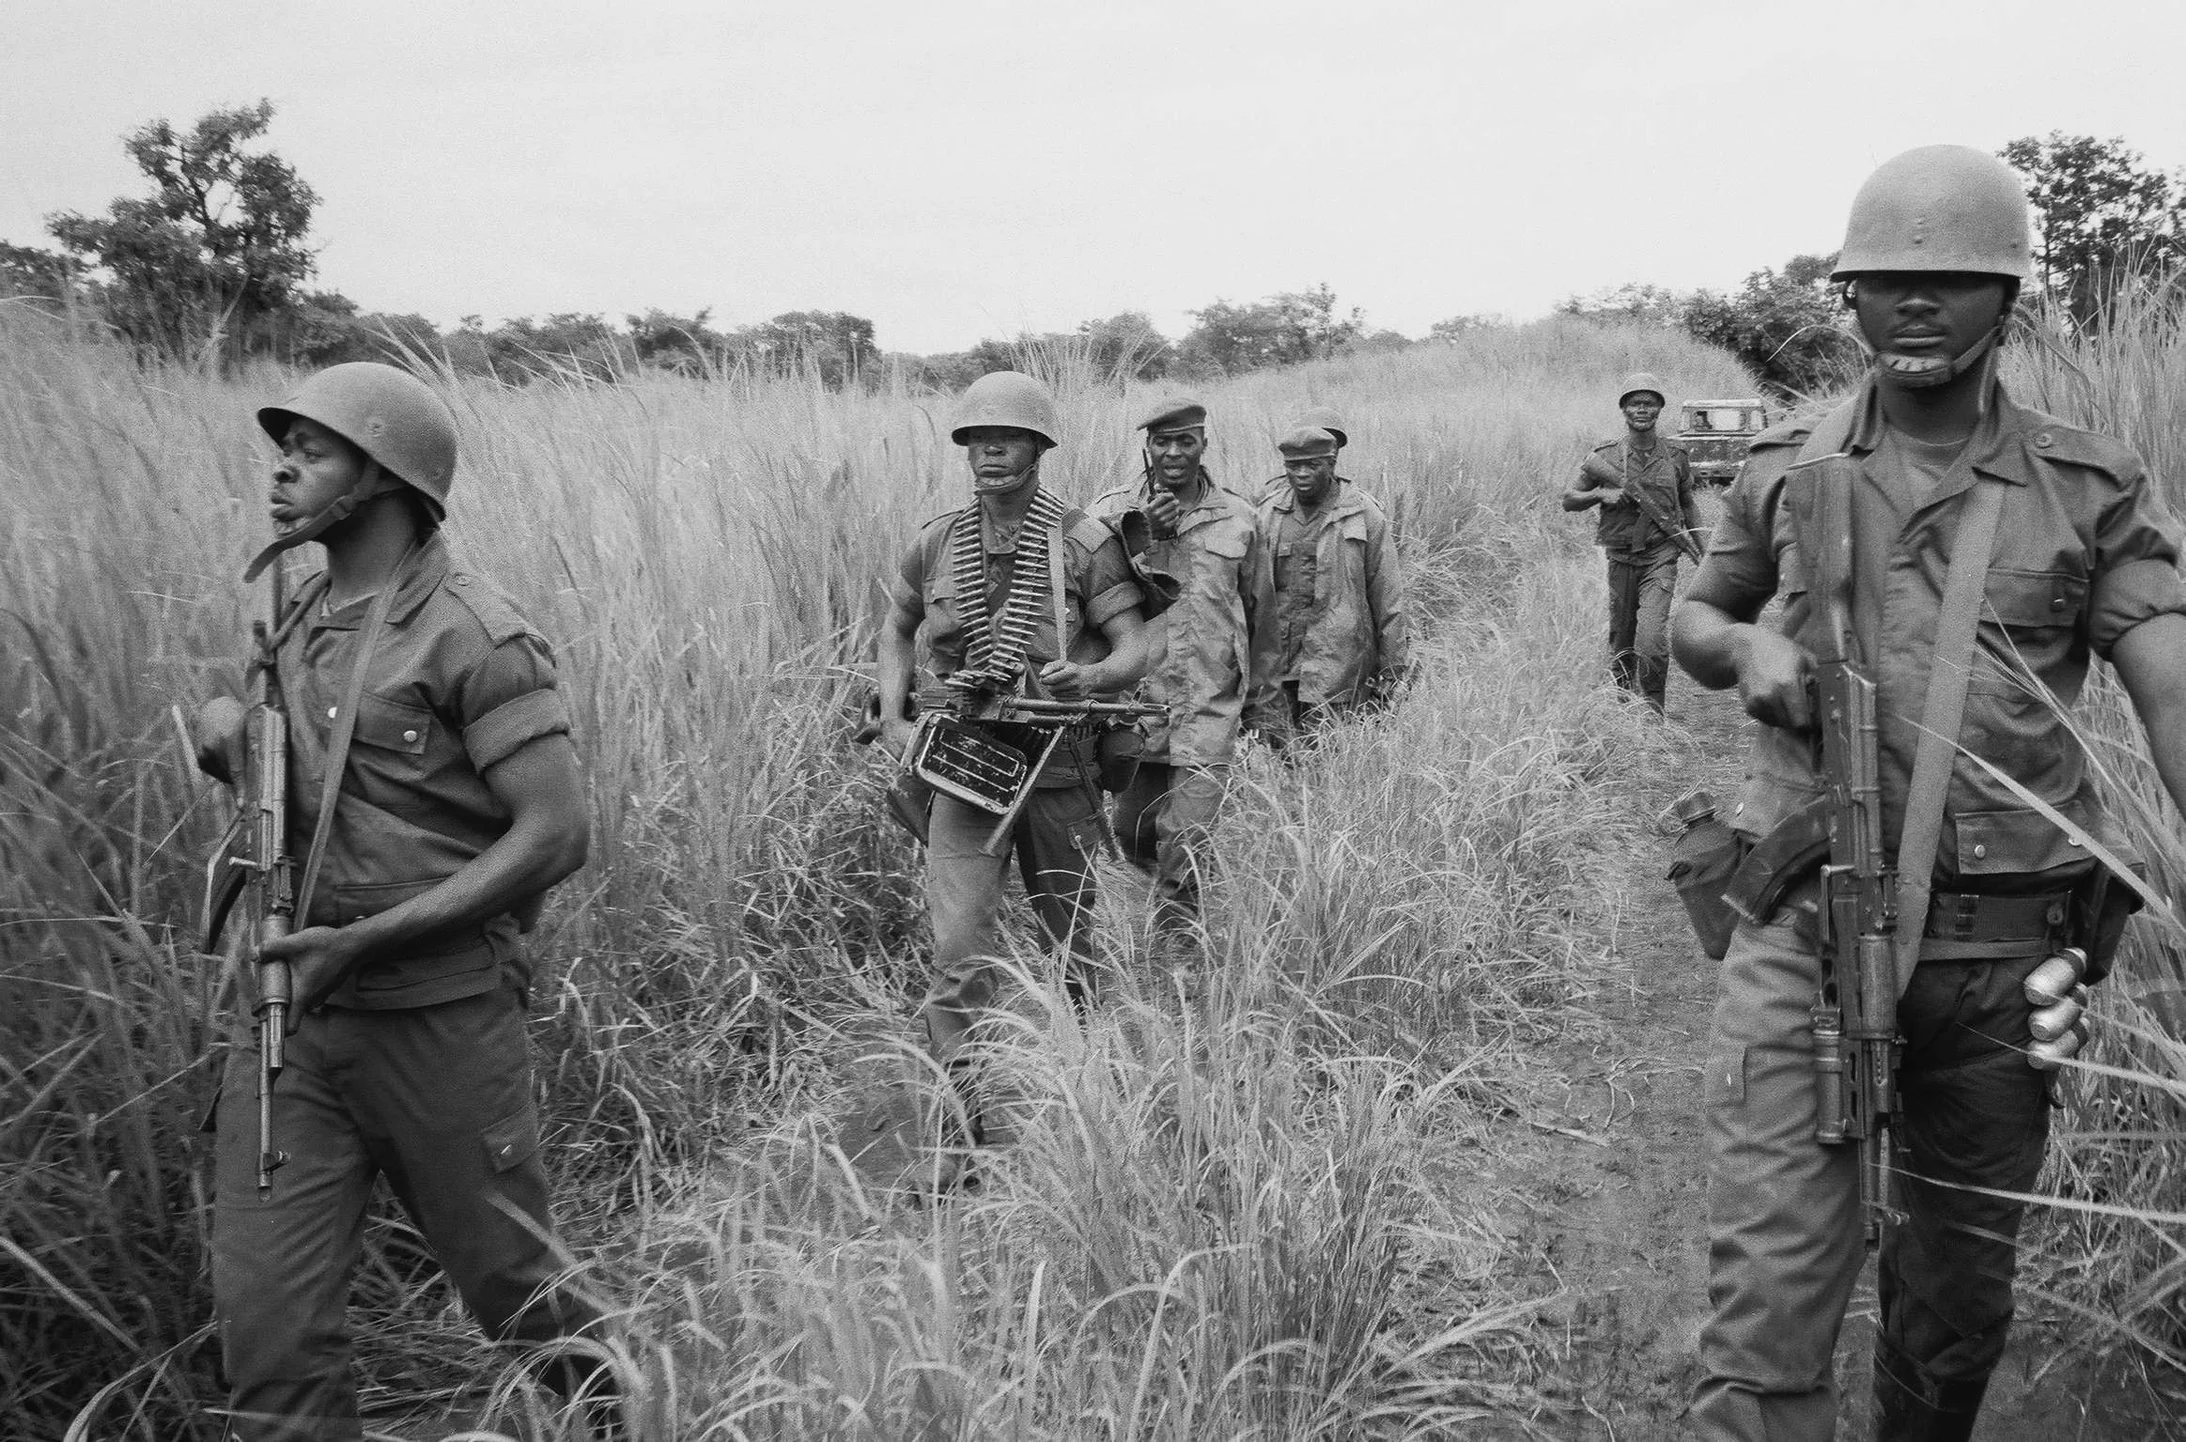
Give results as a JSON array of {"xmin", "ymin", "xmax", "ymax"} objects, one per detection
[{"xmin": 1488, "ymin": 665, "xmax": 2184, "ymax": 1441}]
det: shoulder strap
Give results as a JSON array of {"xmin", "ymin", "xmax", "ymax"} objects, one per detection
[
  {"xmin": 291, "ymin": 548, "xmax": 414, "ymax": 926},
  {"xmin": 1891, "ymin": 463, "xmax": 2005, "ymax": 995}
]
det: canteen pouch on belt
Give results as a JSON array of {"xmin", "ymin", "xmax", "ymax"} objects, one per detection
[
  {"xmin": 2073, "ymin": 862, "xmax": 2146, "ymax": 985},
  {"xmin": 1096, "ymin": 723, "xmax": 1142, "ymax": 794},
  {"xmin": 1664, "ymin": 789, "xmax": 1747, "ymax": 960}
]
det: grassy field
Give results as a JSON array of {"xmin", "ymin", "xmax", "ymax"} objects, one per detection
[{"xmin": 3, "ymin": 302, "xmax": 2182, "ymax": 1439}]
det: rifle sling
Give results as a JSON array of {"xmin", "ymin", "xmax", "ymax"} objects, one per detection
[
  {"xmin": 1784, "ymin": 433, "xmax": 2003, "ymax": 995},
  {"xmin": 1891, "ymin": 468, "xmax": 2005, "ymax": 996},
  {"xmin": 291, "ymin": 546, "xmax": 415, "ymax": 929}
]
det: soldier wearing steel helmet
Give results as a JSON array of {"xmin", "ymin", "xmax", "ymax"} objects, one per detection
[
  {"xmin": 1255, "ymin": 424, "xmax": 1409, "ymax": 731},
  {"xmin": 874, "ymin": 371, "xmax": 1150, "ymax": 1136},
  {"xmin": 1563, "ymin": 373, "xmax": 1705, "ymax": 714},
  {"xmin": 1673, "ymin": 146, "xmax": 2186, "ymax": 1439},
  {"xmin": 189, "ymin": 362, "xmax": 611, "ymax": 1437},
  {"xmin": 1089, "ymin": 397, "xmax": 1277, "ymax": 974}
]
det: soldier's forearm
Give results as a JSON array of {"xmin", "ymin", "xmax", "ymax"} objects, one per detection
[
  {"xmin": 1671, "ymin": 599, "xmax": 1752, "ymax": 691},
  {"xmin": 2112, "ymin": 612, "xmax": 2186, "ymax": 817}
]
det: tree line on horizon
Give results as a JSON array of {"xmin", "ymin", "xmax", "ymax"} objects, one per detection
[{"xmin": 4, "ymin": 104, "xmax": 2181, "ymax": 397}]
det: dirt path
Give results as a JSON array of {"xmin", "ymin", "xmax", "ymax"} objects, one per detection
[{"xmin": 1503, "ymin": 674, "xmax": 2182, "ymax": 1441}]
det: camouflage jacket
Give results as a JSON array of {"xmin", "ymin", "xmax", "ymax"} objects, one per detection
[
  {"xmin": 1092, "ymin": 473, "xmax": 1278, "ymax": 765},
  {"xmin": 1256, "ymin": 481, "xmax": 1408, "ymax": 707}
]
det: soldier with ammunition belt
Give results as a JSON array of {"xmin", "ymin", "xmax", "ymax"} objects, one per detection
[
  {"xmin": 1672, "ymin": 146, "xmax": 2186, "ymax": 1441},
  {"xmin": 192, "ymin": 363, "xmax": 610, "ymax": 1439},
  {"xmin": 1256, "ymin": 425, "xmax": 1410, "ymax": 732},
  {"xmin": 1091, "ymin": 397, "xmax": 1278, "ymax": 973},
  {"xmin": 1565, "ymin": 373, "xmax": 1705, "ymax": 714},
  {"xmin": 874, "ymin": 371, "xmax": 1151, "ymax": 1140}
]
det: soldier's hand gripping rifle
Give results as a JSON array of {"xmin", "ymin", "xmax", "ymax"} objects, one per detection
[
  {"xmin": 201, "ymin": 565, "xmax": 303, "ymax": 1198},
  {"xmin": 1580, "ymin": 451, "xmax": 1706, "ymax": 563},
  {"xmin": 908, "ymin": 676, "xmax": 1163, "ymax": 858}
]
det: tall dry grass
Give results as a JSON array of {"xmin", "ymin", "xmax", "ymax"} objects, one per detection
[
  {"xmin": 2, "ymin": 307, "xmax": 1733, "ymax": 1438},
  {"xmin": 2002, "ymin": 281, "xmax": 2186, "ymax": 1381}
]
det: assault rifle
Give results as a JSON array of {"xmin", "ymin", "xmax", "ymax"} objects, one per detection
[
  {"xmin": 1808, "ymin": 576, "xmax": 1901, "ymax": 1239},
  {"xmin": 202, "ymin": 564, "xmax": 301, "ymax": 1198},
  {"xmin": 1580, "ymin": 451, "xmax": 1705, "ymax": 563},
  {"xmin": 908, "ymin": 676, "xmax": 1162, "ymax": 858}
]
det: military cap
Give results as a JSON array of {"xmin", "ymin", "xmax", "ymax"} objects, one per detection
[
  {"xmin": 1292, "ymin": 404, "xmax": 1348, "ymax": 448},
  {"xmin": 1137, "ymin": 397, "xmax": 1208, "ymax": 433},
  {"xmin": 1276, "ymin": 426, "xmax": 1339, "ymax": 459}
]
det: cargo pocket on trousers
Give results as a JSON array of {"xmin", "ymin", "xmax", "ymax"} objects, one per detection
[
  {"xmin": 483, "ymin": 1105, "xmax": 541, "ymax": 1174},
  {"xmin": 1709, "ymin": 1046, "xmax": 1748, "ymax": 1108}
]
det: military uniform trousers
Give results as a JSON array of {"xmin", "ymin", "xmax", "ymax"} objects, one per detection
[
  {"xmin": 921, "ymin": 785, "xmax": 1109, "ymax": 1068},
  {"xmin": 1606, "ymin": 545, "xmax": 1679, "ymax": 710},
  {"xmin": 1111, "ymin": 761, "xmax": 1227, "ymax": 951},
  {"xmin": 1690, "ymin": 905, "xmax": 2051, "ymax": 1442},
  {"xmin": 211, "ymin": 983, "xmax": 599, "ymax": 1442}
]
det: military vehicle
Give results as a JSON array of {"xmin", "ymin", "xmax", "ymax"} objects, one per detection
[{"xmin": 1675, "ymin": 399, "xmax": 1769, "ymax": 485}]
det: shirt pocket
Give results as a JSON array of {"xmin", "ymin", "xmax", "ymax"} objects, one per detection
[
  {"xmin": 352, "ymin": 692, "xmax": 433, "ymax": 757},
  {"xmin": 1193, "ymin": 527, "xmax": 1249, "ymax": 593},
  {"xmin": 1972, "ymin": 568, "xmax": 2087, "ymax": 694}
]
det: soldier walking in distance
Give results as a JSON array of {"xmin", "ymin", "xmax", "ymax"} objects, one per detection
[
  {"xmin": 191, "ymin": 363, "xmax": 610, "ymax": 1439},
  {"xmin": 874, "ymin": 372, "xmax": 1150, "ymax": 1136},
  {"xmin": 1564, "ymin": 373, "xmax": 1704, "ymax": 714},
  {"xmin": 1673, "ymin": 146, "xmax": 2186, "ymax": 1440},
  {"xmin": 1256, "ymin": 425, "xmax": 1409, "ymax": 732},
  {"xmin": 1091, "ymin": 397, "xmax": 1277, "ymax": 972}
]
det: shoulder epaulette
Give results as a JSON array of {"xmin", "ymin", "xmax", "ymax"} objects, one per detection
[
  {"xmin": 443, "ymin": 572, "xmax": 536, "ymax": 646},
  {"xmin": 2017, "ymin": 415, "xmax": 2143, "ymax": 480}
]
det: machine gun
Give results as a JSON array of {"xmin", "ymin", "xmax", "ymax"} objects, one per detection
[
  {"xmin": 1807, "ymin": 530, "xmax": 1902, "ymax": 1241},
  {"xmin": 201, "ymin": 564, "xmax": 303, "ymax": 1198},
  {"xmin": 907, "ymin": 676, "xmax": 1163, "ymax": 858}
]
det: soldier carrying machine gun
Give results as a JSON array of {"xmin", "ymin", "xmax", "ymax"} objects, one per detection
[{"xmin": 902, "ymin": 673, "xmax": 1163, "ymax": 858}]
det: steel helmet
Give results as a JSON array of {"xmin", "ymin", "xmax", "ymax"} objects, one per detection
[
  {"xmin": 258, "ymin": 362, "xmax": 459, "ymax": 517},
  {"xmin": 1292, "ymin": 404, "xmax": 1348, "ymax": 449},
  {"xmin": 1831, "ymin": 145, "xmax": 2032, "ymax": 281},
  {"xmin": 1617, "ymin": 373, "xmax": 1667, "ymax": 407},
  {"xmin": 949, "ymin": 370, "xmax": 1060, "ymax": 449}
]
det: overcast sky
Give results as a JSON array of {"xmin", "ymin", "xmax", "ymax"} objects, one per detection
[{"xmin": 4, "ymin": 0, "xmax": 2182, "ymax": 355}]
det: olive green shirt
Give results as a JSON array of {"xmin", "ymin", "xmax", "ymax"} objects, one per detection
[
  {"xmin": 888, "ymin": 492, "xmax": 1142, "ymax": 785},
  {"xmin": 1690, "ymin": 377, "xmax": 2186, "ymax": 885},
  {"xmin": 281, "ymin": 533, "xmax": 573, "ymax": 1008}
]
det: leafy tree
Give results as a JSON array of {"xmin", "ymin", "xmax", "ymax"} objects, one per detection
[
  {"xmin": 1681, "ymin": 252, "xmax": 1851, "ymax": 398},
  {"xmin": 1999, "ymin": 133, "xmax": 2185, "ymax": 324},
  {"xmin": 1178, "ymin": 283, "xmax": 1364, "ymax": 376},
  {"xmin": 628, "ymin": 307, "xmax": 728, "ymax": 375},
  {"xmin": 1075, "ymin": 311, "xmax": 1174, "ymax": 381},
  {"xmin": 0, "ymin": 241, "xmax": 77, "ymax": 303},
  {"xmin": 1427, "ymin": 312, "xmax": 1512, "ymax": 342},
  {"xmin": 1556, "ymin": 281, "xmax": 1687, "ymax": 326},
  {"xmin": 742, "ymin": 310, "xmax": 879, "ymax": 387},
  {"xmin": 45, "ymin": 100, "xmax": 319, "ymax": 364}
]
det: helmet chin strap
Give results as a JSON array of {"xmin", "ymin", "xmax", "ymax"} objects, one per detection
[
  {"xmin": 971, "ymin": 455, "xmax": 1042, "ymax": 498},
  {"xmin": 1873, "ymin": 324, "xmax": 2002, "ymax": 391},
  {"xmin": 243, "ymin": 461, "xmax": 401, "ymax": 582}
]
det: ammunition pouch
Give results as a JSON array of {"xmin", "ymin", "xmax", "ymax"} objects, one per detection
[
  {"xmin": 1664, "ymin": 789, "xmax": 1749, "ymax": 961},
  {"xmin": 1096, "ymin": 723, "xmax": 1142, "ymax": 794},
  {"xmin": 884, "ymin": 771, "xmax": 934, "ymax": 846},
  {"xmin": 2071, "ymin": 863, "xmax": 2144, "ymax": 985}
]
